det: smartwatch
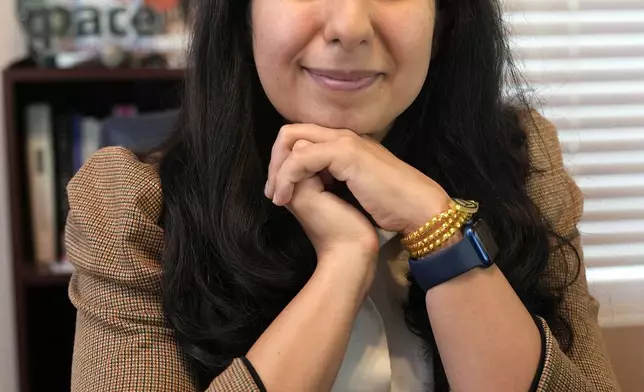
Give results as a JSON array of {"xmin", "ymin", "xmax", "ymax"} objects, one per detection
[{"xmin": 408, "ymin": 218, "xmax": 499, "ymax": 292}]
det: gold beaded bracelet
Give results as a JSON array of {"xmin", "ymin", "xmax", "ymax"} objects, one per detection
[
  {"xmin": 401, "ymin": 208, "xmax": 459, "ymax": 246},
  {"xmin": 408, "ymin": 213, "xmax": 471, "ymax": 258},
  {"xmin": 402, "ymin": 199, "xmax": 479, "ymax": 259},
  {"xmin": 401, "ymin": 199, "xmax": 478, "ymax": 245},
  {"xmin": 406, "ymin": 212, "xmax": 471, "ymax": 252}
]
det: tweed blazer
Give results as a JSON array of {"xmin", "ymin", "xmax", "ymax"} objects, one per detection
[{"xmin": 66, "ymin": 110, "xmax": 621, "ymax": 391}]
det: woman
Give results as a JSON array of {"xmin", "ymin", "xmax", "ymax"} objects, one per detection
[{"xmin": 66, "ymin": 0, "xmax": 621, "ymax": 391}]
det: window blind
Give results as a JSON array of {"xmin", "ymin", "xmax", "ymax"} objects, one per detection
[{"xmin": 504, "ymin": 0, "xmax": 644, "ymax": 270}]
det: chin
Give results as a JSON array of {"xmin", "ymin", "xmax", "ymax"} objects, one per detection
[{"xmin": 291, "ymin": 110, "xmax": 390, "ymax": 137}]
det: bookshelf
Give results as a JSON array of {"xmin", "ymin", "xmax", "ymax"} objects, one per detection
[{"xmin": 2, "ymin": 61, "xmax": 183, "ymax": 392}]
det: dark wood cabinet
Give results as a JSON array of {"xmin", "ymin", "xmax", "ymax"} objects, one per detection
[{"xmin": 2, "ymin": 63, "xmax": 183, "ymax": 392}]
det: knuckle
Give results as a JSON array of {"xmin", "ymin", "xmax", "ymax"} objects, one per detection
[
  {"xmin": 279, "ymin": 124, "xmax": 298, "ymax": 140},
  {"xmin": 293, "ymin": 139, "xmax": 309, "ymax": 151},
  {"xmin": 290, "ymin": 147, "xmax": 306, "ymax": 162},
  {"xmin": 275, "ymin": 125, "xmax": 293, "ymax": 145},
  {"xmin": 338, "ymin": 134, "xmax": 359, "ymax": 153}
]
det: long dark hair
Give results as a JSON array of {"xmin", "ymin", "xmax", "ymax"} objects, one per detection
[{"xmin": 157, "ymin": 0, "xmax": 578, "ymax": 390}]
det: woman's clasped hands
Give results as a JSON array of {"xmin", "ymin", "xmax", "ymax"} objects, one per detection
[{"xmin": 265, "ymin": 124, "xmax": 453, "ymax": 268}]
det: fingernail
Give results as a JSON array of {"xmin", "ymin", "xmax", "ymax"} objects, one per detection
[
  {"xmin": 272, "ymin": 192, "xmax": 281, "ymax": 206},
  {"xmin": 264, "ymin": 181, "xmax": 270, "ymax": 199}
]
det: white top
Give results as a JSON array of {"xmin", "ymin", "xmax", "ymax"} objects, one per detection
[{"xmin": 331, "ymin": 230, "xmax": 434, "ymax": 392}]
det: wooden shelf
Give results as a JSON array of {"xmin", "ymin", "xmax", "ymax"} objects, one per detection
[
  {"xmin": 21, "ymin": 265, "xmax": 72, "ymax": 287},
  {"xmin": 5, "ymin": 67, "xmax": 184, "ymax": 83},
  {"xmin": 4, "ymin": 61, "xmax": 183, "ymax": 392}
]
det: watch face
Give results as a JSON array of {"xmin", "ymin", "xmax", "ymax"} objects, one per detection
[
  {"xmin": 452, "ymin": 198, "xmax": 480, "ymax": 214},
  {"xmin": 468, "ymin": 219, "xmax": 498, "ymax": 266}
]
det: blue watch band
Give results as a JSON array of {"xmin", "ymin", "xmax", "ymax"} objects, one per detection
[
  {"xmin": 408, "ymin": 218, "xmax": 497, "ymax": 292},
  {"xmin": 409, "ymin": 238, "xmax": 482, "ymax": 292}
]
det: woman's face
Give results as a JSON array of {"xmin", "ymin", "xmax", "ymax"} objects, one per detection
[{"xmin": 251, "ymin": 0, "xmax": 436, "ymax": 138}]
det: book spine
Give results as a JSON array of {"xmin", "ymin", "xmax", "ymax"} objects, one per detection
[
  {"xmin": 81, "ymin": 117, "xmax": 102, "ymax": 164},
  {"xmin": 25, "ymin": 103, "xmax": 57, "ymax": 266},
  {"xmin": 54, "ymin": 113, "xmax": 73, "ymax": 261},
  {"xmin": 72, "ymin": 115, "xmax": 83, "ymax": 173}
]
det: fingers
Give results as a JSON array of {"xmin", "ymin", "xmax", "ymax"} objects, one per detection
[
  {"xmin": 266, "ymin": 124, "xmax": 350, "ymax": 198},
  {"xmin": 284, "ymin": 175, "xmax": 325, "ymax": 216},
  {"xmin": 272, "ymin": 141, "xmax": 338, "ymax": 206}
]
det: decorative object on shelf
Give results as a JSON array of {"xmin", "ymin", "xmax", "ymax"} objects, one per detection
[
  {"xmin": 99, "ymin": 44, "xmax": 128, "ymax": 68},
  {"xmin": 18, "ymin": 0, "xmax": 191, "ymax": 69}
]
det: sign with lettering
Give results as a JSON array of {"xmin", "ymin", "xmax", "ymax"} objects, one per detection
[{"xmin": 18, "ymin": 0, "xmax": 189, "ymax": 68}]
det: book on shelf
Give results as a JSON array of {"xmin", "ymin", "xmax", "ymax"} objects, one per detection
[
  {"xmin": 24, "ymin": 103, "xmax": 178, "ymax": 268},
  {"xmin": 25, "ymin": 104, "xmax": 58, "ymax": 266}
]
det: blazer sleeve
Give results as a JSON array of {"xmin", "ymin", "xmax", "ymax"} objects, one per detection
[
  {"xmin": 66, "ymin": 147, "xmax": 262, "ymax": 392},
  {"xmin": 520, "ymin": 110, "xmax": 621, "ymax": 391}
]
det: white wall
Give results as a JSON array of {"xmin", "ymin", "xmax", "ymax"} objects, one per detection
[{"xmin": 0, "ymin": 1, "xmax": 26, "ymax": 391}]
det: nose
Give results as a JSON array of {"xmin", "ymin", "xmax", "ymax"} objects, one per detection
[{"xmin": 323, "ymin": 0, "xmax": 375, "ymax": 51}]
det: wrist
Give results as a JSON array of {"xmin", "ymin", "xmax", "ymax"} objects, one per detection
[
  {"xmin": 314, "ymin": 251, "xmax": 376, "ymax": 299},
  {"xmin": 402, "ymin": 193, "xmax": 452, "ymax": 236}
]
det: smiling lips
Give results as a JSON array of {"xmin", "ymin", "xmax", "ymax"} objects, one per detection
[{"xmin": 305, "ymin": 68, "xmax": 381, "ymax": 92}]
